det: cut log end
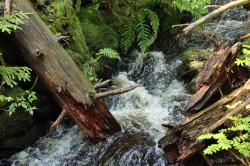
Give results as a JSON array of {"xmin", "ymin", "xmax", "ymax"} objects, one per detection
[{"xmin": 58, "ymin": 91, "xmax": 121, "ymax": 139}]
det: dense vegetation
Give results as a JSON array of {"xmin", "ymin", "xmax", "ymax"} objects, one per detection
[{"xmin": 1, "ymin": 0, "xmax": 250, "ymax": 164}]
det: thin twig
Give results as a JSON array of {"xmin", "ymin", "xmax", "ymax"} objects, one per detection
[
  {"xmin": 229, "ymin": 149, "xmax": 248, "ymax": 166},
  {"xmin": 29, "ymin": 76, "xmax": 38, "ymax": 91},
  {"xmin": 95, "ymin": 85, "xmax": 139, "ymax": 98},
  {"xmin": 178, "ymin": 68, "xmax": 199, "ymax": 79}
]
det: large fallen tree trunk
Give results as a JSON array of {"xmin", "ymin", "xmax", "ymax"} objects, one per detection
[
  {"xmin": 159, "ymin": 79, "xmax": 250, "ymax": 163},
  {"xmin": 12, "ymin": 0, "xmax": 121, "ymax": 139},
  {"xmin": 187, "ymin": 42, "xmax": 243, "ymax": 112}
]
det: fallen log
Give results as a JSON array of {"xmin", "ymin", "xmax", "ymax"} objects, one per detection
[
  {"xmin": 183, "ymin": 0, "xmax": 250, "ymax": 34},
  {"xmin": 159, "ymin": 79, "xmax": 250, "ymax": 163},
  {"xmin": 49, "ymin": 85, "xmax": 139, "ymax": 131},
  {"xmin": 12, "ymin": 0, "xmax": 121, "ymax": 139},
  {"xmin": 187, "ymin": 42, "xmax": 242, "ymax": 112}
]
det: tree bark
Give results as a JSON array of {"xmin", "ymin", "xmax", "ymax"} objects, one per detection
[
  {"xmin": 12, "ymin": 0, "xmax": 121, "ymax": 139},
  {"xmin": 187, "ymin": 42, "xmax": 242, "ymax": 112}
]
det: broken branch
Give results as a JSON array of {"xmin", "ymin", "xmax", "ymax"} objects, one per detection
[
  {"xmin": 183, "ymin": 0, "xmax": 250, "ymax": 34},
  {"xmin": 94, "ymin": 79, "xmax": 111, "ymax": 89},
  {"xmin": 240, "ymin": 33, "xmax": 250, "ymax": 40},
  {"xmin": 95, "ymin": 85, "xmax": 139, "ymax": 98},
  {"xmin": 49, "ymin": 109, "xmax": 67, "ymax": 132}
]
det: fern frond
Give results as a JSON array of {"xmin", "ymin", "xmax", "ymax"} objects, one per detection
[
  {"xmin": 120, "ymin": 23, "xmax": 136, "ymax": 53},
  {"xmin": 0, "ymin": 95, "xmax": 13, "ymax": 102},
  {"xmin": 172, "ymin": 0, "xmax": 211, "ymax": 18},
  {"xmin": 0, "ymin": 66, "xmax": 32, "ymax": 87},
  {"xmin": 137, "ymin": 9, "xmax": 159, "ymax": 53},
  {"xmin": 0, "ymin": 11, "xmax": 29, "ymax": 34},
  {"xmin": 203, "ymin": 144, "xmax": 223, "ymax": 155},
  {"xmin": 137, "ymin": 22, "xmax": 153, "ymax": 53},
  {"xmin": 143, "ymin": 9, "xmax": 159, "ymax": 37},
  {"xmin": 96, "ymin": 48, "xmax": 120, "ymax": 60}
]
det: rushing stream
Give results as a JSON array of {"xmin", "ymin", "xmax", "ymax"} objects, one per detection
[
  {"xmin": 5, "ymin": 1, "xmax": 250, "ymax": 166},
  {"xmin": 8, "ymin": 51, "xmax": 190, "ymax": 166}
]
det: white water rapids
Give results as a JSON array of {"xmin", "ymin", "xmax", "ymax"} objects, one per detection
[{"xmin": 8, "ymin": 51, "xmax": 190, "ymax": 166}]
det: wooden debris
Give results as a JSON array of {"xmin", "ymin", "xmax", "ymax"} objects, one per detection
[
  {"xmin": 94, "ymin": 79, "xmax": 111, "ymax": 89},
  {"xmin": 240, "ymin": 33, "xmax": 250, "ymax": 40},
  {"xmin": 159, "ymin": 80, "xmax": 250, "ymax": 163},
  {"xmin": 187, "ymin": 42, "xmax": 242, "ymax": 112},
  {"xmin": 49, "ymin": 109, "xmax": 67, "ymax": 132}
]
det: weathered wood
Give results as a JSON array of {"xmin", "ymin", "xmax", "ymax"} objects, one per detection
[
  {"xmin": 159, "ymin": 80, "xmax": 250, "ymax": 163},
  {"xmin": 240, "ymin": 33, "xmax": 250, "ymax": 40},
  {"xmin": 4, "ymin": 0, "xmax": 12, "ymax": 16},
  {"xmin": 183, "ymin": 0, "xmax": 250, "ymax": 34},
  {"xmin": 12, "ymin": 0, "xmax": 121, "ymax": 139},
  {"xmin": 187, "ymin": 42, "xmax": 242, "ymax": 112},
  {"xmin": 94, "ymin": 79, "xmax": 111, "ymax": 89}
]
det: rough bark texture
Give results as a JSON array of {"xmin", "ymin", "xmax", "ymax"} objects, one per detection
[
  {"xmin": 12, "ymin": 0, "xmax": 121, "ymax": 139},
  {"xmin": 187, "ymin": 42, "xmax": 242, "ymax": 112},
  {"xmin": 159, "ymin": 80, "xmax": 250, "ymax": 163}
]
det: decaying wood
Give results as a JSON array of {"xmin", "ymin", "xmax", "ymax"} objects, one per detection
[
  {"xmin": 240, "ymin": 33, "xmax": 250, "ymax": 40},
  {"xmin": 159, "ymin": 80, "xmax": 250, "ymax": 163},
  {"xmin": 13, "ymin": 0, "xmax": 121, "ymax": 139},
  {"xmin": 4, "ymin": 0, "xmax": 11, "ymax": 16},
  {"xmin": 95, "ymin": 85, "xmax": 139, "ymax": 98},
  {"xmin": 183, "ymin": 0, "xmax": 250, "ymax": 34},
  {"xmin": 50, "ymin": 109, "xmax": 67, "ymax": 132},
  {"xmin": 187, "ymin": 42, "xmax": 242, "ymax": 112},
  {"xmin": 50, "ymin": 84, "xmax": 139, "ymax": 131}
]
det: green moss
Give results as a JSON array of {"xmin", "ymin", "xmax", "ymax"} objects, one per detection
[
  {"xmin": 183, "ymin": 48, "xmax": 210, "ymax": 70},
  {"xmin": 0, "ymin": 124, "xmax": 46, "ymax": 149},
  {"xmin": 0, "ymin": 111, "xmax": 33, "ymax": 139},
  {"xmin": 50, "ymin": 0, "xmax": 89, "ymax": 56},
  {"xmin": 243, "ymin": 39, "xmax": 250, "ymax": 45},
  {"xmin": 79, "ymin": 8, "xmax": 119, "ymax": 53}
]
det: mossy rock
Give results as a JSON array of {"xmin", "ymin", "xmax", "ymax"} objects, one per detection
[
  {"xmin": 79, "ymin": 8, "xmax": 119, "ymax": 52},
  {"xmin": 50, "ymin": 0, "xmax": 89, "ymax": 56},
  {"xmin": 182, "ymin": 48, "xmax": 210, "ymax": 71},
  {"xmin": 0, "ymin": 123, "xmax": 47, "ymax": 158},
  {"xmin": 179, "ymin": 48, "xmax": 210, "ymax": 86},
  {"xmin": 0, "ymin": 111, "xmax": 33, "ymax": 140}
]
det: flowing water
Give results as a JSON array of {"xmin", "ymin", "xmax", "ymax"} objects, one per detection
[
  {"xmin": 6, "ymin": 2, "xmax": 250, "ymax": 166},
  {"xmin": 8, "ymin": 52, "xmax": 190, "ymax": 166}
]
